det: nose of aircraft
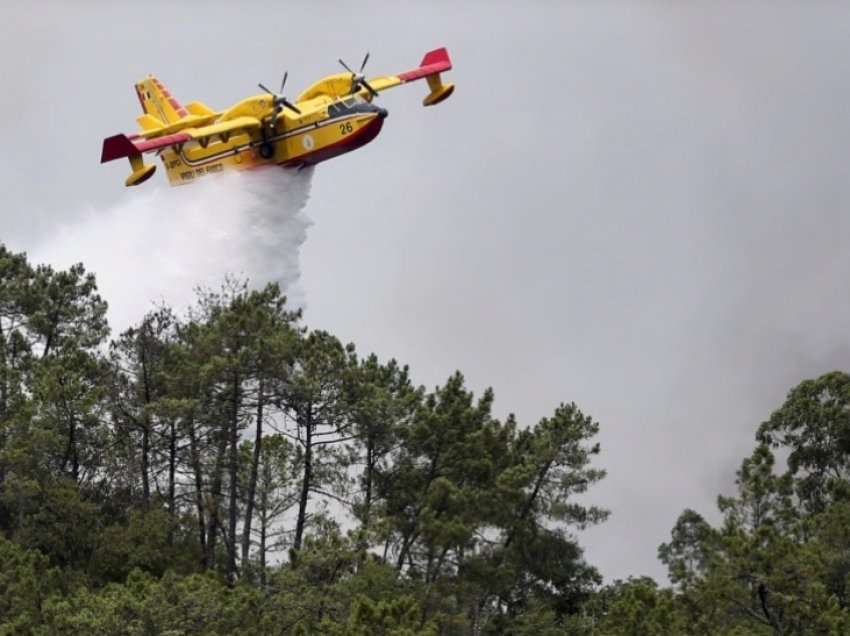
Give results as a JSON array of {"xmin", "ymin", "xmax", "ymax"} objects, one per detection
[{"xmin": 376, "ymin": 107, "xmax": 388, "ymax": 119}]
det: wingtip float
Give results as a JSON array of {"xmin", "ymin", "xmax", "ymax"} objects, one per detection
[{"xmin": 101, "ymin": 47, "xmax": 454, "ymax": 187}]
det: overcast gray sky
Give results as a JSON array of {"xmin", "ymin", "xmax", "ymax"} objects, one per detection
[{"xmin": 2, "ymin": 1, "xmax": 849, "ymax": 583}]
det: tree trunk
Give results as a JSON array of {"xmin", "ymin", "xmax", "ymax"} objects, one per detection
[
  {"xmin": 241, "ymin": 378, "xmax": 264, "ymax": 568},
  {"xmin": 396, "ymin": 530, "xmax": 419, "ymax": 571},
  {"xmin": 357, "ymin": 441, "xmax": 374, "ymax": 564},
  {"xmin": 293, "ymin": 406, "xmax": 313, "ymax": 553},
  {"xmin": 168, "ymin": 418, "xmax": 177, "ymax": 514},
  {"xmin": 0, "ymin": 321, "xmax": 7, "ymax": 489},
  {"xmin": 420, "ymin": 546, "xmax": 451, "ymax": 626},
  {"xmin": 362, "ymin": 442, "xmax": 374, "ymax": 532},
  {"xmin": 140, "ymin": 344, "xmax": 152, "ymax": 504},
  {"xmin": 167, "ymin": 418, "xmax": 177, "ymax": 545},
  {"xmin": 62, "ymin": 406, "xmax": 79, "ymax": 483},
  {"xmin": 396, "ymin": 453, "xmax": 441, "ymax": 571},
  {"xmin": 226, "ymin": 372, "xmax": 241, "ymax": 584},
  {"xmin": 0, "ymin": 321, "xmax": 7, "ymax": 420},
  {"xmin": 503, "ymin": 459, "xmax": 552, "ymax": 551},
  {"xmin": 206, "ymin": 416, "xmax": 229, "ymax": 570},
  {"xmin": 476, "ymin": 457, "xmax": 554, "ymax": 619},
  {"xmin": 141, "ymin": 421, "xmax": 151, "ymax": 504},
  {"xmin": 187, "ymin": 414, "xmax": 207, "ymax": 567},
  {"xmin": 259, "ymin": 490, "xmax": 268, "ymax": 587},
  {"xmin": 41, "ymin": 319, "xmax": 56, "ymax": 360},
  {"xmin": 71, "ymin": 417, "xmax": 79, "ymax": 482}
]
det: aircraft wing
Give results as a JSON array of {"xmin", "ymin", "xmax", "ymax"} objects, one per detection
[
  {"xmin": 101, "ymin": 116, "xmax": 261, "ymax": 163},
  {"xmin": 101, "ymin": 132, "xmax": 193, "ymax": 163},
  {"xmin": 135, "ymin": 114, "xmax": 212, "ymax": 138},
  {"xmin": 396, "ymin": 47, "xmax": 453, "ymax": 82},
  {"xmin": 188, "ymin": 116, "xmax": 261, "ymax": 142},
  {"xmin": 365, "ymin": 47, "xmax": 454, "ymax": 105}
]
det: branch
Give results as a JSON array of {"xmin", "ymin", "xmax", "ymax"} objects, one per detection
[
  {"xmin": 309, "ymin": 487, "xmax": 352, "ymax": 508},
  {"xmin": 312, "ymin": 435, "xmax": 357, "ymax": 448}
]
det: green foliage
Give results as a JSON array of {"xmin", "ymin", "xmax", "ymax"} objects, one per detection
[
  {"xmin": 2, "ymin": 475, "xmax": 97, "ymax": 569},
  {"xmin": 658, "ymin": 509, "xmax": 714, "ymax": 590},
  {"xmin": 322, "ymin": 596, "xmax": 438, "ymax": 636},
  {"xmin": 758, "ymin": 370, "xmax": 850, "ymax": 513},
  {"xmin": 38, "ymin": 570, "xmax": 268, "ymax": 636},
  {"xmin": 89, "ymin": 509, "xmax": 201, "ymax": 583},
  {"xmin": 656, "ymin": 372, "xmax": 850, "ymax": 634},
  {"xmin": 279, "ymin": 329, "xmax": 355, "ymax": 553},
  {"xmin": 0, "ymin": 537, "xmax": 61, "ymax": 636},
  {"xmin": 346, "ymin": 354, "xmax": 421, "ymax": 547},
  {"xmin": 595, "ymin": 577, "xmax": 686, "ymax": 636},
  {"xmin": 5, "ymin": 245, "xmax": 850, "ymax": 634}
]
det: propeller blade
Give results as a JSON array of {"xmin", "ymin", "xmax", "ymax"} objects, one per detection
[
  {"xmin": 338, "ymin": 58, "xmax": 356, "ymax": 75},
  {"xmin": 282, "ymin": 99, "xmax": 301, "ymax": 115},
  {"xmin": 258, "ymin": 82, "xmax": 274, "ymax": 95},
  {"xmin": 361, "ymin": 79, "xmax": 379, "ymax": 98},
  {"xmin": 280, "ymin": 71, "xmax": 288, "ymax": 94},
  {"xmin": 359, "ymin": 52, "xmax": 370, "ymax": 73}
]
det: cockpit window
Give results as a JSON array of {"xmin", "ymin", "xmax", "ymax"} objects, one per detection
[{"xmin": 342, "ymin": 98, "xmax": 356, "ymax": 107}]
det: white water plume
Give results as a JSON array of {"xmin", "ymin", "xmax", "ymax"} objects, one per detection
[{"xmin": 29, "ymin": 166, "xmax": 314, "ymax": 332}]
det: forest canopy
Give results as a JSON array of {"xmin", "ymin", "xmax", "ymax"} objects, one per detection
[{"xmin": 0, "ymin": 244, "xmax": 848, "ymax": 635}]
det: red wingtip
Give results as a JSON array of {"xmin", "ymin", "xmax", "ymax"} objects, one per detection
[
  {"xmin": 101, "ymin": 134, "xmax": 138, "ymax": 163},
  {"xmin": 420, "ymin": 47, "xmax": 451, "ymax": 68},
  {"xmin": 398, "ymin": 47, "xmax": 453, "ymax": 82}
]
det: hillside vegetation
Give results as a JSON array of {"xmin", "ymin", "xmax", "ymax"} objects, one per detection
[{"xmin": 1, "ymin": 244, "xmax": 848, "ymax": 635}]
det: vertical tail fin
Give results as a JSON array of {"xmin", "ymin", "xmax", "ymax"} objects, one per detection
[{"xmin": 134, "ymin": 75, "xmax": 189, "ymax": 125}]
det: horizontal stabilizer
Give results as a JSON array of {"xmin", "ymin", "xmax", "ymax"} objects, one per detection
[
  {"xmin": 185, "ymin": 100, "xmax": 217, "ymax": 117},
  {"xmin": 136, "ymin": 114, "xmax": 165, "ymax": 131}
]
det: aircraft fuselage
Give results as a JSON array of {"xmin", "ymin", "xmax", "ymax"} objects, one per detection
[{"xmin": 161, "ymin": 98, "xmax": 387, "ymax": 186}]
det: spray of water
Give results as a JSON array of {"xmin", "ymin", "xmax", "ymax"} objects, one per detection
[{"xmin": 30, "ymin": 166, "xmax": 315, "ymax": 332}]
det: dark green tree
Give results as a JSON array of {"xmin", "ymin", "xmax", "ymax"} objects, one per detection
[
  {"xmin": 277, "ymin": 330, "xmax": 354, "ymax": 555},
  {"xmin": 757, "ymin": 371, "xmax": 850, "ymax": 515},
  {"xmin": 347, "ymin": 354, "xmax": 421, "ymax": 551},
  {"xmin": 108, "ymin": 307, "xmax": 177, "ymax": 509},
  {"xmin": 658, "ymin": 509, "xmax": 715, "ymax": 591},
  {"xmin": 181, "ymin": 280, "xmax": 298, "ymax": 581}
]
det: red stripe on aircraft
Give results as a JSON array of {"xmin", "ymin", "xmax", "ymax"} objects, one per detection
[
  {"xmin": 134, "ymin": 85, "xmax": 146, "ymax": 112},
  {"xmin": 134, "ymin": 132, "xmax": 192, "ymax": 152}
]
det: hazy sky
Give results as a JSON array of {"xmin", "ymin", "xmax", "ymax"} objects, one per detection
[{"xmin": 2, "ymin": 1, "xmax": 849, "ymax": 583}]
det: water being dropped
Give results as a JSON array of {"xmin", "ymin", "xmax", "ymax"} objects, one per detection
[{"xmin": 28, "ymin": 166, "xmax": 315, "ymax": 332}]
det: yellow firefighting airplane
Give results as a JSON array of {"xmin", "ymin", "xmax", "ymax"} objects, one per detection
[{"xmin": 101, "ymin": 48, "xmax": 454, "ymax": 187}]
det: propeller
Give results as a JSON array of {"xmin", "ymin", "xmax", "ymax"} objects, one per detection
[
  {"xmin": 258, "ymin": 72, "xmax": 302, "ymax": 118},
  {"xmin": 338, "ymin": 52, "xmax": 379, "ymax": 98}
]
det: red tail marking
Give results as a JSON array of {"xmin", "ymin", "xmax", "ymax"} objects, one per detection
[
  {"xmin": 134, "ymin": 85, "xmax": 146, "ymax": 112},
  {"xmin": 155, "ymin": 79, "xmax": 188, "ymax": 118}
]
